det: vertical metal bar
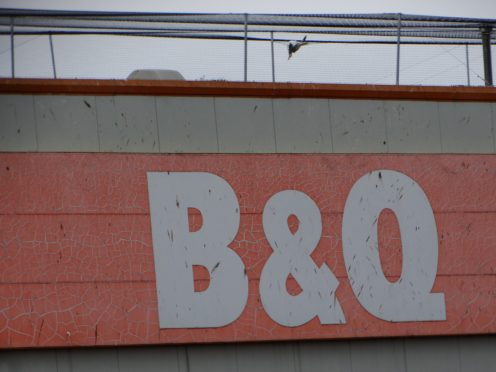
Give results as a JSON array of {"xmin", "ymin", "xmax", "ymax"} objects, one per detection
[
  {"xmin": 10, "ymin": 17, "xmax": 14, "ymax": 78},
  {"xmin": 244, "ymin": 14, "xmax": 248, "ymax": 82},
  {"xmin": 481, "ymin": 26, "xmax": 493, "ymax": 86},
  {"xmin": 270, "ymin": 31, "xmax": 275, "ymax": 83},
  {"xmin": 465, "ymin": 44, "xmax": 470, "ymax": 86},
  {"xmin": 395, "ymin": 13, "xmax": 401, "ymax": 85},
  {"xmin": 49, "ymin": 33, "xmax": 57, "ymax": 79}
]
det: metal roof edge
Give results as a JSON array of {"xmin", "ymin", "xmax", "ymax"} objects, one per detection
[{"xmin": 1, "ymin": 78, "xmax": 495, "ymax": 102}]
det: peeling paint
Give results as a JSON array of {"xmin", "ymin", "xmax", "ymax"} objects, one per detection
[{"xmin": 0, "ymin": 153, "xmax": 496, "ymax": 348}]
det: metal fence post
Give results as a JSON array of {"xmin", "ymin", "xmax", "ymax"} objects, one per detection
[
  {"xmin": 395, "ymin": 13, "xmax": 402, "ymax": 85},
  {"xmin": 465, "ymin": 44, "xmax": 471, "ymax": 86},
  {"xmin": 49, "ymin": 33, "xmax": 57, "ymax": 79},
  {"xmin": 10, "ymin": 17, "xmax": 14, "ymax": 78},
  {"xmin": 271, "ymin": 31, "xmax": 275, "ymax": 82},
  {"xmin": 244, "ymin": 14, "xmax": 248, "ymax": 82},
  {"xmin": 481, "ymin": 26, "xmax": 493, "ymax": 86}
]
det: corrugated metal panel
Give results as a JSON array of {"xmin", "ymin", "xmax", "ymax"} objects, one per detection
[{"xmin": 2, "ymin": 337, "xmax": 496, "ymax": 372}]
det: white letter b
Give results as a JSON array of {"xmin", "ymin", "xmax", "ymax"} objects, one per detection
[{"xmin": 147, "ymin": 172, "xmax": 248, "ymax": 328}]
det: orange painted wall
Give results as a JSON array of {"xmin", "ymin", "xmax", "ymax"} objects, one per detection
[{"xmin": 1, "ymin": 153, "xmax": 496, "ymax": 348}]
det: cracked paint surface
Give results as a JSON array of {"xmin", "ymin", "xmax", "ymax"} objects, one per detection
[{"xmin": 1, "ymin": 153, "xmax": 496, "ymax": 348}]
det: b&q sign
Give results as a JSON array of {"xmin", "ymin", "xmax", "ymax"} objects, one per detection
[
  {"xmin": 1, "ymin": 154, "xmax": 496, "ymax": 348},
  {"xmin": 148, "ymin": 170, "xmax": 445, "ymax": 328}
]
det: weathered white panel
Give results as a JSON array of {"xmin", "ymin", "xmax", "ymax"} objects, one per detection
[
  {"xmin": 2, "ymin": 336, "xmax": 496, "ymax": 371},
  {"xmin": 299, "ymin": 340, "xmax": 351, "ymax": 372},
  {"xmin": 0, "ymin": 95, "xmax": 37, "ymax": 151},
  {"xmin": 156, "ymin": 97, "xmax": 218, "ymax": 152},
  {"xmin": 273, "ymin": 98, "xmax": 332, "ymax": 153},
  {"xmin": 459, "ymin": 335, "xmax": 496, "ymax": 372},
  {"xmin": 385, "ymin": 100, "xmax": 442, "ymax": 153},
  {"xmin": 24, "ymin": 95, "xmax": 496, "ymax": 156},
  {"xmin": 0, "ymin": 350, "xmax": 57, "ymax": 372},
  {"xmin": 35, "ymin": 95, "xmax": 99, "ymax": 151},
  {"xmin": 118, "ymin": 346, "xmax": 185, "ymax": 372},
  {"xmin": 70, "ymin": 349, "xmax": 119, "ymax": 372},
  {"xmin": 96, "ymin": 96, "xmax": 159, "ymax": 152},
  {"xmin": 405, "ymin": 338, "xmax": 461, "ymax": 372},
  {"xmin": 350, "ymin": 339, "xmax": 406, "ymax": 372},
  {"xmin": 237, "ymin": 343, "xmax": 298, "ymax": 372},
  {"xmin": 187, "ymin": 344, "xmax": 238, "ymax": 372},
  {"xmin": 330, "ymin": 99, "xmax": 388, "ymax": 153},
  {"xmin": 54, "ymin": 349, "xmax": 72, "ymax": 372},
  {"xmin": 215, "ymin": 97, "xmax": 276, "ymax": 153},
  {"xmin": 439, "ymin": 102, "xmax": 494, "ymax": 153}
]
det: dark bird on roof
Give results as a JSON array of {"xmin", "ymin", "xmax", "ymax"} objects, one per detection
[{"xmin": 288, "ymin": 36, "xmax": 308, "ymax": 59}]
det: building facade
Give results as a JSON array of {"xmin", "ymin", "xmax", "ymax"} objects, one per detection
[{"xmin": 1, "ymin": 80, "xmax": 496, "ymax": 371}]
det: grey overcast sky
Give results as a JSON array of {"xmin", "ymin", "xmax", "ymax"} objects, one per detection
[{"xmin": 1, "ymin": 0, "xmax": 495, "ymax": 18}]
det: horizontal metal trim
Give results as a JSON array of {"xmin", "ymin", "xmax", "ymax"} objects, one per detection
[{"xmin": 1, "ymin": 79, "xmax": 496, "ymax": 101}]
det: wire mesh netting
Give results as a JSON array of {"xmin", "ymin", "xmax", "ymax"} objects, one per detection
[{"xmin": 0, "ymin": 9, "xmax": 494, "ymax": 85}]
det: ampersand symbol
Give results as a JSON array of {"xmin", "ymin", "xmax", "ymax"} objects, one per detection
[{"xmin": 259, "ymin": 190, "xmax": 345, "ymax": 327}]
